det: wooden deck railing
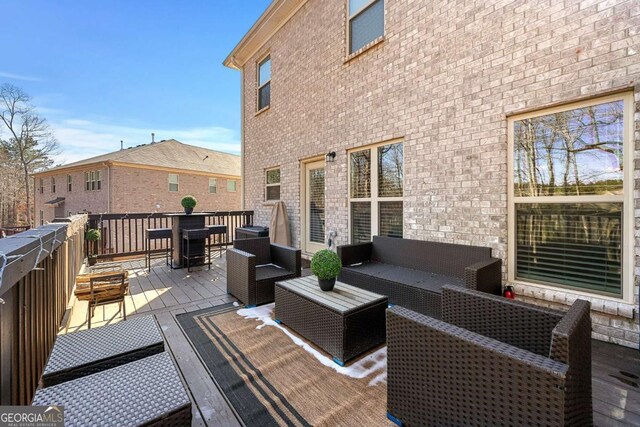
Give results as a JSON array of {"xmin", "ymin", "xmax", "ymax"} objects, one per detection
[
  {"xmin": 86, "ymin": 211, "xmax": 254, "ymax": 259},
  {"xmin": 0, "ymin": 215, "xmax": 87, "ymax": 405}
]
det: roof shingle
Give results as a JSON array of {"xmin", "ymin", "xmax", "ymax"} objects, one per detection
[{"xmin": 41, "ymin": 139, "xmax": 240, "ymax": 176}]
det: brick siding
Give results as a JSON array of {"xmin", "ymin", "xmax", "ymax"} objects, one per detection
[
  {"xmin": 240, "ymin": 0, "xmax": 640, "ymax": 346},
  {"xmin": 34, "ymin": 165, "xmax": 241, "ymax": 222}
]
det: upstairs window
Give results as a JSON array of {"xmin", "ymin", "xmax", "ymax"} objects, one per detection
[
  {"xmin": 348, "ymin": 0, "xmax": 384, "ymax": 54},
  {"xmin": 508, "ymin": 93, "xmax": 633, "ymax": 299},
  {"xmin": 227, "ymin": 180, "xmax": 237, "ymax": 192},
  {"xmin": 67, "ymin": 174, "xmax": 72, "ymax": 192},
  {"xmin": 265, "ymin": 167, "xmax": 281, "ymax": 201},
  {"xmin": 209, "ymin": 178, "xmax": 217, "ymax": 194},
  {"xmin": 257, "ymin": 56, "xmax": 271, "ymax": 111},
  {"xmin": 51, "ymin": 177, "xmax": 56, "ymax": 193},
  {"xmin": 168, "ymin": 174, "xmax": 179, "ymax": 192},
  {"xmin": 39, "ymin": 178, "xmax": 44, "ymax": 194},
  {"xmin": 85, "ymin": 171, "xmax": 101, "ymax": 191}
]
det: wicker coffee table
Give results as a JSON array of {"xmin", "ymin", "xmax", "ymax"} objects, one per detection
[{"xmin": 274, "ymin": 276, "xmax": 388, "ymax": 365}]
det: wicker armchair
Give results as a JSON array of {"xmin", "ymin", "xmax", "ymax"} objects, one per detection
[
  {"xmin": 387, "ymin": 285, "xmax": 592, "ymax": 427},
  {"xmin": 226, "ymin": 237, "xmax": 301, "ymax": 307}
]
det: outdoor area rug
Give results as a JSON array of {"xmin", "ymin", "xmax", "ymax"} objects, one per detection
[{"xmin": 177, "ymin": 303, "xmax": 390, "ymax": 427}]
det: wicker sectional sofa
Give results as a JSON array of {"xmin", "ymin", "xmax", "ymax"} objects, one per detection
[{"xmin": 337, "ymin": 236, "xmax": 502, "ymax": 318}]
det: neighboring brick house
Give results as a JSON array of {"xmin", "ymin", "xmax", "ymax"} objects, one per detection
[
  {"xmin": 224, "ymin": 0, "xmax": 640, "ymax": 347},
  {"xmin": 33, "ymin": 139, "xmax": 241, "ymax": 223}
]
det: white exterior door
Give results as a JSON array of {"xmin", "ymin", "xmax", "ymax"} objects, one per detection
[{"xmin": 304, "ymin": 160, "xmax": 325, "ymax": 254}]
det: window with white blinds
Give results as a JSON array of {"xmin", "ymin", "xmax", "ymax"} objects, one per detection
[
  {"xmin": 309, "ymin": 168, "xmax": 325, "ymax": 244},
  {"xmin": 209, "ymin": 178, "xmax": 217, "ymax": 194},
  {"xmin": 509, "ymin": 93, "xmax": 633, "ymax": 299},
  {"xmin": 349, "ymin": 140, "xmax": 403, "ymax": 243}
]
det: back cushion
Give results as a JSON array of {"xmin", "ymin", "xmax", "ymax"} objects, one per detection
[
  {"xmin": 371, "ymin": 236, "xmax": 492, "ymax": 278},
  {"xmin": 234, "ymin": 237, "xmax": 271, "ymax": 265}
]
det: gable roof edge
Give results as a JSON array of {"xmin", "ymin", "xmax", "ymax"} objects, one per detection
[{"xmin": 223, "ymin": 0, "xmax": 307, "ymax": 70}]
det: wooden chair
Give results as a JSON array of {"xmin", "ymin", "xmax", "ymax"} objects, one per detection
[{"xmin": 83, "ymin": 272, "xmax": 128, "ymax": 329}]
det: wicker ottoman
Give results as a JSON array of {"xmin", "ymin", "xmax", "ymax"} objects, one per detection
[
  {"xmin": 274, "ymin": 276, "xmax": 388, "ymax": 365},
  {"xmin": 41, "ymin": 315, "xmax": 164, "ymax": 387},
  {"xmin": 33, "ymin": 352, "xmax": 192, "ymax": 426}
]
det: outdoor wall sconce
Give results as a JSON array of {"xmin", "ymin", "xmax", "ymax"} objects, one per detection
[{"xmin": 325, "ymin": 151, "xmax": 336, "ymax": 163}]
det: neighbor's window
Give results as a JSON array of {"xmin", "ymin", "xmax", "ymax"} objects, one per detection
[
  {"xmin": 265, "ymin": 167, "xmax": 281, "ymax": 201},
  {"xmin": 257, "ymin": 55, "xmax": 271, "ymax": 111},
  {"xmin": 51, "ymin": 177, "xmax": 56, "ymax": 193},
  {"xmin": 227, "ymin": 180, "xmax": 237, "ymax": 192},
  {"xmin": 349, "ymin": 140, "xmax": 403, "ymax": 243},
  {"xmin": 85, "ymin": 171, "xmax": 101, "ymax": 191},
  {"xmin": 209, "ymin": 178, "xmax": 217, "ymax": 194},
  {"xmin": 39, "ymin": 178, "xmax": 44, "ymax": 194},
  {"xmin": 168, "ymin": 174, "xmax": 179, "ymax": 192},
  {"xmin": 348, "ymin": 0, "xmax": 384, "ymax": 54},
  {"xmin": 67, "ymin": 174, "xmax": 72, "ymax": 192},
  {"xmin": 39, "ymin": 210, "xmax": 44, "ymax": 226},
  {"xmin": 509, "ymin": 93, "xmax": 632, "ymax": 298}
]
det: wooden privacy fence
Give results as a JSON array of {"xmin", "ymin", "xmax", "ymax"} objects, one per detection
[
  {"xmin": 87, "ymin": 211, "xmax": 254, "ymax": 259},
  {"xmin": 0, "ymin": 215, "xmax": 87, "ymax": 405}
]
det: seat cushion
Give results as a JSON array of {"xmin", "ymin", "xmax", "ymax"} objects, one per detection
[
  {"xmin": 256, "ymin": 264, "xmax": 294, "ymax": 282},
  {"xmin": 344, "ymin": 262, "xmax": 463, "ymax": 293}
]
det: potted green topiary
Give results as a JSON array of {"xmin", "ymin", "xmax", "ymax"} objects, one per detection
[
  {"xmin": 85, "ymin": 228, "xmax": 101, "ymax": 266},
  {"xmin": 181, "ymin": 195, "xmax": 197, "ymax": 215},
  {"xmin": 310, "ymin": 249, "xmax": 342, "ymax": 291}
]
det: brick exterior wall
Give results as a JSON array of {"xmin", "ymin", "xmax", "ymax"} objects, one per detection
[
  {"xmin": 110, "ymin": 165, "xmax": 241, "ymax": 213},
  {"xmin": 34, "ymin": 168, "xmax": 110, "ymax": 223},
  {"xmin": 239, "ymin": 0, "xmax": 640, "ymax": 347},
  {"xmin": 34, "ymin": 165, "xmax": 241, "ymax": 222}
]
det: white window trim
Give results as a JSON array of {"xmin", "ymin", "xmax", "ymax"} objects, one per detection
[
  {"xmin": 347, "ymin": 138, "xmax": 404, "ymax": 243},
  {"xmin": 507, "ymin": 91, "xmax": 634, "ymax": 304},
  {"xmin": 227, "ymin": 180, "xmax": 237, "ymax": 193},
  {"xmin": 168, "ymin": 174, "xmax": 179, "ymax": 192},
  {"xmin": 265, "ymin": 167, "xmax": 281, "ymax": 201},
  {"xmin": 209, "ymin": 177, "xmax": 217, "ymax": 194},
  {"xmin": 346, "ymin": 0, "xmax": 385, "ymax": 56},
  {"xmin": 257, "ymin": 54, "xmax": 271, "ymax": 113}
]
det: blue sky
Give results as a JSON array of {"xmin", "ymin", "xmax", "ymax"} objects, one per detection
[{"xmin": 1, "ymin": 0, "xmax": 271, "ymax": 164}]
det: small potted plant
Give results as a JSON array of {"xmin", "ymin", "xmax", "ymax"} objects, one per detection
[
  {"xmin": 85, "ymin": 228, "xmax": 101, "ymax": 266},
  {"xmin": 181, "ymin": 195, "xmax": 197, "ymax": 215},
  {"xmin": 310, "ymin": 249, "xmax": 342, "ymax": 291}
]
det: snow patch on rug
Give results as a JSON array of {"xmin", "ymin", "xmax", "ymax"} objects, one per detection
[{"xmin": 237, "ymin": 303, "xmax": 386, "ymax": 386}]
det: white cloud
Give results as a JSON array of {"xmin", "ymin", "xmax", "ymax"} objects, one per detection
[
  {"xmin": 0, "ymin": 71, "xmax": 42, "ymax": 82},
  {"xmin": 49, "ymin": 119, "xmax": 240, "ymax": 165}
]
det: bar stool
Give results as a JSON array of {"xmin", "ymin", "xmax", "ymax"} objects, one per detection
[
  {"xmin": 207, "ymin": 225, "xmax": 227, "ymax": 259},
  {"xmin": 145, "ymin": 228, "xmax": 172, "ymax": 271},
  {"xmin": 182, "ymin": 228, "xmax": 211, "ymax": 272}
]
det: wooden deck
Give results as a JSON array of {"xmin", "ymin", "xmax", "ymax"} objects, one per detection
[{"xmin": 63, "ymin": 257, "xmax": 640, "ymax": 426}]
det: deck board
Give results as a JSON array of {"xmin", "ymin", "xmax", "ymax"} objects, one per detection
[{"xmin": 61, "ymin": 256, "xmax": 640, "ymax": 427}]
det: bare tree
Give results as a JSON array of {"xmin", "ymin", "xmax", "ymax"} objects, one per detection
[{"xmin": 0, "ymin": 84, "xmax": 59, "ymax": 226}]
